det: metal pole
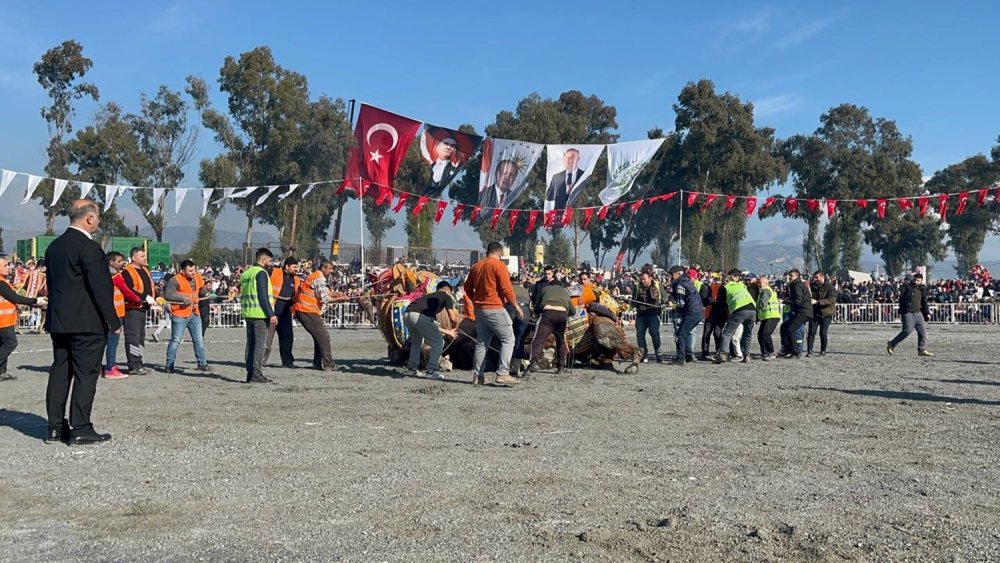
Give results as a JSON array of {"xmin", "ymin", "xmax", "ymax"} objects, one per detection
[
  {"xmin": 677, "ymin": 189, "xmax": 683, "ymax": 264},
  {"xmin": 331, "ymin": 99, "xmax": 357, "ymax": 257},
  {"xmin": 359, "ymin": 195, "xmax": 365, "ymax": 274}
]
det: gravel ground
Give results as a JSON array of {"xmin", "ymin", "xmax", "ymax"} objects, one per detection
[{"xmin": 1, "ymin": 324, "xmax": 999, "ymax": 562}]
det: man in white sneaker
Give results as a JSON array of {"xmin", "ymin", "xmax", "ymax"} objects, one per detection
[{"xmin": 402, "ymin": 281, "xmax": 458, "ymax": 379}]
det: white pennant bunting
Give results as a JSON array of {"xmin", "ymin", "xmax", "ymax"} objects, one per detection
[
  {"xmin": 174, "ymin": 188, "xmax": 190, "ymax": 213},
  {"xmin": 21, "ymin": 174, "xmax": 43, "ymax": 204},
  {"xmin": 147, "ymin": 187, "xmax": 166, "ymax": 215},
  {"xmin": 255, "ymin": 185, "xmax": 280, "ymax": 206},
  {"xmin": 215, "ymin": 187, "xmax": 237, "ymax": 207},
  {"xmin": 0, "ymin": 169, "xmax": 16, "ymax": 198},
  {"xmin": 50, "ymin": 179, "xmax": 69, "ymax": 207},
  {"xmin": 229, "ymin": 186, "xmax": 259, "ymax": 199},
  {"xmin": 301, "ymin": 183, "xmax": 318, "ymax": 198},
  {"xmin": 201, "ymin": 188, "xmax": 214, "ymax": 217},
  {"xmin": 277, "ymin": 183, "xmax": 300, "ymax": 201},
  {"xmin": 78, "ymin": 181, "xmax": 94, "ymax": 200},
  {"xmin": 104, "ymin": 185, "xmax": 120, "ymax": 210}
]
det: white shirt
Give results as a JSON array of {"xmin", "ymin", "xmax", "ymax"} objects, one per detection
[
  {"xmin": 431, "ymin": 160, "xmax": 449, "ymax": 183},
  {"xmin": 68, "ymin": 225, "xmax": 93, "ymax": 240}
]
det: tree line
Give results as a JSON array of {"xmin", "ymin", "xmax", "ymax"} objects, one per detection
[{"xmin": 29, "ymin": 40, "xmax": 1000, "ymax": 276}]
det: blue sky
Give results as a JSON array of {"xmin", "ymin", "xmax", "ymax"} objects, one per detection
[{"xmin": 1, "ymin": 1, "xmax": 998, "ymax": 263}]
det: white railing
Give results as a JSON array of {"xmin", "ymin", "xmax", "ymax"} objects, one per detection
[{"xmin": 14, "ymin": 302, "xmax": 378, "ymax": 331}]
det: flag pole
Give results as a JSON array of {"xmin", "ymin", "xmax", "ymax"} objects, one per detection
[{"xmin": 677, "ymin": 189, "xmax": 683, "ymax": 264}]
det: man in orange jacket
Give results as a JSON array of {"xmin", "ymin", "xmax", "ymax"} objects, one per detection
[{"xmin": 294, "ymin": 261, "xmax": 339, "ymax": 371}]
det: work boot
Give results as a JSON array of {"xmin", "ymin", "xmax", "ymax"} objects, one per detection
[
  {"xmin": 918, "ymin": 350, "xmax": 934, "ymax": 357},
  {"xmin": 886, "ymin": 341, "xmax": 894, "ymax": 355},
  {"xmin": 712, "ymin": 354, "xmax": 726, "ymax": 365},
  {"xmin": 494, "ymin": 374, "xmax": 520, "ymax": 386}
]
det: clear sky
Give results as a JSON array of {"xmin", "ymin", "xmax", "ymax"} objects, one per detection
[{"xmin": 1, "ymin": 1, "xmax": 998, "ymax": 263}]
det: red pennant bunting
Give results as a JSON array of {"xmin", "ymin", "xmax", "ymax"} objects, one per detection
[
  {"xmin": 977, "ymin": 188, "xmax": 989, "ymax": 206},
  {"xmin": 613, "ymin": 250, "xmax": 625, "ymax": 270},
  {"xmin": 826, "ymin": 199, "xmax": 837, "ymax": 218},
  {"xmin": 412, "ymin": 195, "xmax": 430, "ymax": 215},
  {"xmin": 543, "ymin": 209, "xmax": 557, "ymax": 229},
  {"xmin": 702, "ymin": 194, "xmax": 719, "ymax": 210},
  {"xmin": 956, "ymin": 191, "xmax": 969, "ymax": 215},
  {"xmin": 373, "ymin": 185, "xmax": 390, "ymax": 206},
  {"xmin": 686, "ymin": 192, "xmax": 699, "ymax": 207},
  {"xmin": 526, "ymin": 210, "xmax": 540, "ymax": 233},
  {"xmin": 807, "ymin": 199, "xmax": 820, "ymax": 213},
  {"xmin": 489, "ymin": 208, "xmax": 502, "ymax": 230},
  {"xmin": 582, "ymin": 207, "xmax": 595, "ymax": 229},
  {"xmin": 630, "ymin": 199, "xmax": 644, "ymax": 214},
  {"xmin": 762, "ymin": 196, "xmax": 777, "ymax": 210},
  {"xmin": 508, "ymin": 209, "xmax": 521, "ymax": 231},
  {"xmin": 785, "ymin": 198, "xmax": 799, "ymax": 215},
  {"xmin": 898, "ymin": 198, "xmax": 914, "ymax": 211},
  {"xmin": 917, "ymin": 196, "xmax": 929, "ymax": 217},
  {"xmin": 652, "ymin": 192, "xmax": 678, "ymax": 203},
  {"xmin": 614, "ymin": 202, "xmax": 627, "ymax": 217},
  {"xmin": 433, "ymin": 200, "xmax": 448, "ymax": 224},
  {"xmin": 392, "ymin": 192, "xmax": 409, "ymax": 213},
  {"xmin": 938, "ymin": 193, "xmax": 948, "ymax": 220},
  {"xmin": 725, "ymin": 194, "xmax": 737, "ymax": 210},
  {"xmin": 876, "ymin": 199, "xmax": 887, "ymax": 218},
  {"xmin": 745, "ymin": 197, "xmax": 757, "ymax": 217},
  {"xmin": 598, "ymin": 205, "xmax": 610, "ymax": 220},
  {"xmin": 469, "ymin": 205, "xmax": 482, "ymax": 222},
  {"xmin": 856, "ymin": 199, "xmax": 869, "ymax": 208},
  {"xmin": 451, "ymin": 203, "xmax": 465, "ymax": 226},
  {"xmin": 561, "ymin": 207, "xmax": 574, "ymax": 227}
]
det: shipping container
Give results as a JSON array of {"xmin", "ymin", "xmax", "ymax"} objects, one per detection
[
  {"xmin": 15, "ymin": 236, "xmax": 58, "ymax": 263},
  {"xmin": 109, "ymin": 237, "xmax": 147, "ymax": 258},
  {"xmin": 147, "ymin": 241, "xmax": 172, "ymax": 269}
]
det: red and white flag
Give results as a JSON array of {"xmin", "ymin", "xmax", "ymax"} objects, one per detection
[{"xmin": 340, "ymin": 104, "xmax": 422, "ymax": 198}]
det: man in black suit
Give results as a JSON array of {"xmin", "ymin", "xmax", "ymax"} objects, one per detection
[
  {"xmin": 426, "ymin": 138, "xmax": 460, "ymax": 196},
  {"xmin": 545, "ymin": 148, "xmax": 586, "ymax": 215},
  {"xmin": 479, "ymin": 159, "xmax": 519, "ymax": 211},
  {"xmin": 43, "ymin": 199, "xmax": 121, "ymax": 446}
]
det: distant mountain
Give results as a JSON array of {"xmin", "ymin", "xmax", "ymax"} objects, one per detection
[
  {"xmin": 737, "ymin": 242, "xmax": 808, "ymax": 276},
  {"xmin": 138, "ymin": 226, "xmax": 278, "ymax": 253}
]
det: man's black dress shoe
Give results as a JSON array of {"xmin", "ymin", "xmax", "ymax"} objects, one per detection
[
  {"xmin": 247, "ymin": 374, "xmax": 273, "ymax": 384},
  {"xmin": 45, "ymin": 420, "xmax": 70, "ymax": 444},
  {"xmin": 70, "ymin": 431, "xmax": 112, "ymax": 446}
]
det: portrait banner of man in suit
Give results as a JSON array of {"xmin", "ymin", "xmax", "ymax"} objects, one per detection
[
  {"xmin": 420, "ymin": 124, "xmax": 482, "ymax": 197},
  {"xmin": 477, "ymin": 138, "xmax": 544, "ymax": 211},
  {"xmin": 543, "ymin": 144, "xmax": 604, "ymax": 218}
]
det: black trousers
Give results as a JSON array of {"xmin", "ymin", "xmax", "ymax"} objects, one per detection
[
  {"xmin": 780, "ymin": 312, "xmax": 811, "ymax": 356},
  {"xmin": 273, "ymin": 309, "xmax": 295, "ymax": 365},
  {"xmin": 757, "ymin": 318, "xmax": 779, "ymax": 356},
  {"xmin": 807, "ymin": 316, "xmax": 833, "ymax": 353},
  {"xmin": 508, "ymin": 304, "xmax": 529, "ymax": 361},
  {"xmin": 702, "ymin": 319, "xmax": 723, "ymax": 355},
  {"xmin": 296, "ymin": 312, "xmax": 334, "ymax": 368},
  {"xmin": 123, "ymin": 309, "xmax": 146, "ymax": 370},
  {"xmin": 530, "ymin": 310, "xmax": 568, "ymax": 367},
  {"xmin": 199, "ymin": 301, "xmax": 211, "ymax": 336},
  {"xmin": 46, "ymin": 332, "xmax": 105, "ymax": 430},
  {"xmin": 0, "ymin": 326, "xmax": 18, "ymax": 374}
]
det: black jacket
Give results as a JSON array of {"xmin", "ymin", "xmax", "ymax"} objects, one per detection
[
  {"xmin": 44, "ymin": 228, "xmax": 120, "ymax": 334},
  {"xmin": 632, "ymin": 281, "xmax": 664, "ymax": 314},
  {"xmin": 811, "ymin": 281, "xmax": 837, "ymax": 318},
  {"xmin": 785, "ymin": 279, "xmax": 811, "ymax": 316},
  {"xmin": 898, "ymin": 282, "xmax": 930, "ymax": 318}
]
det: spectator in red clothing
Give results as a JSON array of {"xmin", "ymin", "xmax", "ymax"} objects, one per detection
[{"xmin": 105, "ymin": 251, "xmax": 142, "ymax": 379}]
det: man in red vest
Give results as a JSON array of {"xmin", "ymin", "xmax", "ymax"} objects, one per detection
[
  {"xmin": 162, "ymin": 260, "xmax": 210, "ymax": 374},
  {"xmin": 104, "ymin": 251, "xmax": 142, "ymax": 379}
]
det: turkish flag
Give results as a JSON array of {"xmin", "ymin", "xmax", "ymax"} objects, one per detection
[
  {"xmin": 392, "ymin": 192, "xmax": 409, "ymax": 213},
  {"xmin": 825, "ymin": 199, "xmax": 836, "ymax": 218},
  {"xmin": 582, "ymin": 207, "xmax": 595, "ymax": 229},
  {"xmin": 433, "ymin": 200, "xmax": 448, "ymax": 223},
  {"xmin": 686, "ymin": 192, "xmax": 699, "ymax": 207},
  {"xmin": 340, "ymin": 104, "xmax": 422, "ymax": 197},
  {"xmin": 938, "ymin": 193, "xmax": 949, "ymax": 220},
  {"xmin": 489, "ymin": 208, "xmax": 502, "ymax": 230},
  {"xmin": 615, "ymin": 202, "xmax": 627, "ymax": 217},
  {"xmin": 856, "ymin": 199, "xmax": 869, "ymax": 209},
  {"xmin": 725, "ymin": 194, "xmax": 737, "ymax": 210},
  {"xmin": 762, "ymin": 196, "xmax": 777, "ymax": 210},
  {"xmin": 526, "ymin": 210, "xmax": 540, "ymax": 233},
  {"xmin": 469, "ymin": 205, "xmax": 483, "ymax": 222},
  {"xmin": 613, "ymin": 250, "xmax": 626, "ymax": 270},
  {"xmin": 598, "ymin": 205, "xmax": 610, "ymax": 220},
  {"xmin": 702, "ymin": 194, "xmax": 719, "ymax": 211},
  {"xmin": 451, "ymin": 203, "xmax": 465, "ymax": 226},
  {"xmin": 898, "ymin": 198, "xmax": 914, "ymax": 211},
  {"xmin": 977, "ymin": 188, "xmax": 989, "ymax": 206},
  {"xmin": 745, "ymin": 197, "xmax": 757, "ymax": 217},
  {"xmin": 560, "ymin": 207, "xmax": 574, "ymax": 227},
  {"xmin": 630, "ymin": 199, "xmax": 644, "ymax": 214},
  {"xmin": 876, "ymin": 199, "xmax": 887, "ymax": 218},
  {"xmin": 807, "ymin": 199, "xmax": 820, "ymax": 213},
  {"xmin": 543, "ymin": 209, "xmax": 557, "ymax": 229},
  {"xmin": 917, "ymin": 196, "xmax": 929, "ymax": 217},
  {"xmin": 956, "ymin": 191, "xmax": 969, "ymax": 216},
  {"xmin": 413, "ymin": 195, "xmax": 430, "ymax": 215},
  {"xmin": 508, "ymin": 209, "xmax": 521, "ymax": 232},
  {"xmin": 785, "ymin": 198, "xmax": 799, "ymax": 215}
]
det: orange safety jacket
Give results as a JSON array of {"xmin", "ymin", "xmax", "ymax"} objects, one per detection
[
  {"xmin": 0, "ymin": 280, "xmax": 18, "ymax": 328},
  {"xmin": 123, "ymin": 264, "xmax": 154, "ymax": 309},
  {"xmin": 294, "ymin": 271, "xmax": 324, "ymax": 315},
  {"xmin": 170, "ymin": 273, "xmax": 204, "ymax": 317}
]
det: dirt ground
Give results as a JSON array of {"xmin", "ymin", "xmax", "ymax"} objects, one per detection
[{"xmin": 1, "ymin": 324, "xmax": 999, "ymax": 562}]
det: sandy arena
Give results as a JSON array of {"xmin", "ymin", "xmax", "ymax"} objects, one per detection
[{"xmin": 1, "ymin": 324, "xmax": 998, "ymax": 561}]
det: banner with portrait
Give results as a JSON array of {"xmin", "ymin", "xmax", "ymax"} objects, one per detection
[
  {"xmin": 419, "ymin": 124, "xmax": 483, "ymax": 197},
  {"xmin": 598, "ymin": 139, "xmax": 665, "ymax": 206},
  {"xmin": 477, "ymin": 138, "xmax": 544, "ymax": 210},
  {"xmin": 543, "ymin": 144, "xmax": 604, "ymax": 215}
]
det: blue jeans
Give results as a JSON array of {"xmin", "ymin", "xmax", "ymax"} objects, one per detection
[
  {"xmin": 105, "ymin": 317, "xmax": 123, "ymax": 368},
  {"xmin": 674, "ymin": 315, "xmax": 702, "ymax": 360},
  {"xmin": 166, "ymin": 314, "xmax": 207, "ymax": 367},
  {"xmin": 635, "ymin": 312, "xmax": 661, "ymax": 357}
]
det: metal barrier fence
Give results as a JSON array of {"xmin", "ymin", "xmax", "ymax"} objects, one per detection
[{"xmin": 14, "ymin": 302, "xmax": 1000, "ymax": 332}]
